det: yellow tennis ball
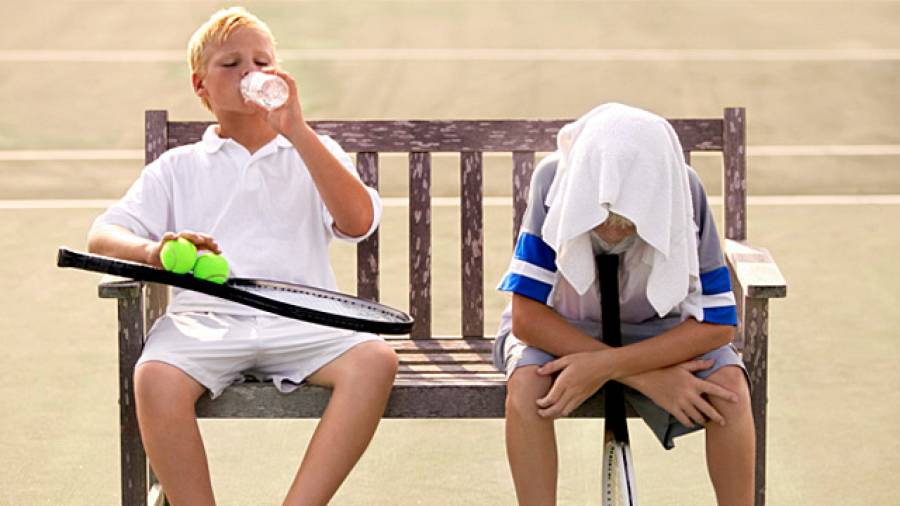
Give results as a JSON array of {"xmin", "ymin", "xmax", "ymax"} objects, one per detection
[
  {"xmin": 160, "ymin": 237, "xmax": 197, "ymax": 274},
  {"xmin": 193, "ymin": 253, "xmax": 229, "ymax": 284}
]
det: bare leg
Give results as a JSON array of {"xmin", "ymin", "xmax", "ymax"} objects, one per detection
[
  {"xmin": 134, "ymin": 361, "xmax": 214, "ymax": 506},
  {"xmin": 505, "ymin": 365, "xmax": 557, "ymax": 506},
  {"xmin": 282, "ymin": 340, "xmax": 398, "ymax": 506},
  {"xmin": 704, "ymin": 365, "xmax": 755, "ymax": 506}
]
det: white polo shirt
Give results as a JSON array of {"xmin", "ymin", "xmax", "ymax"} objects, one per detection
[{"xmin": 93, "ymin": 125, "xmax": 381, "ymax": 315}]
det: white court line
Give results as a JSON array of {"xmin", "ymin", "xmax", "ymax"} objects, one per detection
[
  {"xmin": 0, "ymin": 199, "xmax": 119, "ymax": 209},
  {"xmin": 3, "ymin": 48, "xmax": 900, "ymax": 62},
  {"xmin": 4, "ymin": 195, "xmax": 900, "ymax": 210},
  {"xmin": 0, "ymin": 150, "xmax": 145, "ymax": 161},
  {"xmin": 748, "ymin": 145, "xmax": 900, "ymax": 156},
  {"xmin": 3, "ymin": 145, "xmax": 900, "ymax": 161},
  {"xmin": 66, "ymin": 0, "xmax": 900, "ymax": 3}
]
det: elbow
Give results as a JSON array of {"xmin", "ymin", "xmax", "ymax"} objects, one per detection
[
  {"xmin": 713, "ymin": 324, "xmax": 736, "ymax": 347},
  {"xmin": 510, "ymin": 295, "xmax": 540, "ymax": 346},
  {"xmin": 510, "ymin": 310, "xmax": 527, "ymax": 341},
  {"xmin": 337, "ymin": 219, "xmax": 372, "ymax": 240},
  {"xmin": 337, "ymin": 202, "xmax": 375, "ymax": 239},
  {"xmin": 352, "ymin": 213, "xmax": 375, "ymax": 238},
  {"xmin": 86, "ymin": 229, "xmax": 103, "ymax": 254},
  {"xmin": 86, "ymin": 224, "xmax": 122, "ymax": 257}
]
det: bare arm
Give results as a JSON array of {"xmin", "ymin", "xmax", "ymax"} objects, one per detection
[
  {"xmin": 286, "ymin": 125, "xmax": 374, "ymax": 237},
  {"xmin": 254, "ymin": 69, "xmax": 374, "ymax": 238},
  {"xmin": 88, "ymin": 224, "xmax": 160, "ymax": 266},
  {"xmin": 512, "ymin": 293, "xmax": 734, "ymax": 380},
  {"xmin": 88, "ymin": 224, "xmax": 220, "ymax": 269},
  {"xmin": 511, "ymin": 293, "xmax": 738, "ymax": 422}
]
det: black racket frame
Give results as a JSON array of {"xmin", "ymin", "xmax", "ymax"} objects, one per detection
[{"xmin": 58, "ymin": 247, "xmax": 413, "ymax": 335}]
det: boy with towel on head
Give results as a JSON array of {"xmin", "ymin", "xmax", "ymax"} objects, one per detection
[{"xmin": 494, "ymin": 103, "xmax": 755, "ymax": 505}]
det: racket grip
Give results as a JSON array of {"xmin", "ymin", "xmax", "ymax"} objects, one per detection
[{"xmin": 57, "ymin": 248, "xmax": 78, "ymax": 268}]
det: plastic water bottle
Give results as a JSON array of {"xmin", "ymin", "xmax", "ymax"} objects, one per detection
[{"xmin": 240, "ymin": 72, "xmax": 289, "ymax": 110}]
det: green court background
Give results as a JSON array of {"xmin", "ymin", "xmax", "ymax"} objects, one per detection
[{"xmin": 1, "ymin": 1, "xmax": 898, "ymax": 504}]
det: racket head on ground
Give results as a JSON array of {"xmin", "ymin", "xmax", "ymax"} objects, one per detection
[
  {"xmin": 597, "ymin": 252, "xmax": 638, "ymax": 505},
  {"xmin": 603, "ymin": 429, "xmax": 638, "ymax": 506},
  {"xmin": 57, "ymin": 247, "xmax": 413, "ymax": 335}
]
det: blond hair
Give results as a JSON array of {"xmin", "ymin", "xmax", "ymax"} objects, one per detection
[
  {"xmin": 606, "ymin": 212, "xmax": 634, "ymax": 229},
  {"xmin": 187, "ymin": 7, "xmax": 277, "ymax": 109}
]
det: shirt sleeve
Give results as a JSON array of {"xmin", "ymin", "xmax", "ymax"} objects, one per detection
[
  {"xmin": 689, "ymin": 168, "xmax": 738, "ymax": 326},
  {"xmin": 496, "ymin": 155, "xmax": 560, "ymax": 304},
  {"xmin": 317, "ymin": 134, "xmax": 383, "ymax": 243},
  {"xmin": 90, "ymin": 158, "xmax": 173, "ymax": 241}
]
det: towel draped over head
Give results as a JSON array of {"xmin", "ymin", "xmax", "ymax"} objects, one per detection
[{"xmin": 541, "ymin": 103, "xmax": 699, "ymax": 317}]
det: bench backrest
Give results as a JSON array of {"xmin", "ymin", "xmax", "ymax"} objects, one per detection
[{"xmin": 145, "ymin": 109, "xmax": 747, "ymax": 339}]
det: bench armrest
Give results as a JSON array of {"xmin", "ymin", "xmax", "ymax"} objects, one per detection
[
  {"xmin": 724, "ymin": 239, "xmax": 787, "ymax": 299},
  {"xmin": 97, "ymin": 275, "xmax": 168, "ymax": 341},
  {"xmin": 98, "ymin": 274, "xmax": 144, "ymax": 299}
]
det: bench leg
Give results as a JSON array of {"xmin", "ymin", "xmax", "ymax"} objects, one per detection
[
  {"xmin": 743, "ymin": 298, "xmax": 769, "ymax": 506},
  {"xmin": 118, "ymin": 296, "xmax": 148, "ymax": 506}
]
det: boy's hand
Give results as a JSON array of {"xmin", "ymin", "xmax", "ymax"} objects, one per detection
[
  {"xmin": 147, "ymin": 230, "xmax": 221, "ymax": 268},
  {"xmin": 628, "ymin": 359, "xmax": 738, "ymax": 428},
  {"xmin": 535, "ymin": 351, "xmax": 614, "ymax": 419},
  {"xmin": 246, "ymin": 68, "xmax": 307, "ymax": 139}
]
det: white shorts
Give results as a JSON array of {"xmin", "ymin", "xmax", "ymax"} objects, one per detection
[{"xmin": 137, "ymin": 312, "xmax": 383, "ymax": 398}]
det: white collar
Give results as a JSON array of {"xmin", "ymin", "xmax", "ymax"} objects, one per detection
[{"xmin": 200, "ymin": 125, "xmax": 293, "ymax": 154}]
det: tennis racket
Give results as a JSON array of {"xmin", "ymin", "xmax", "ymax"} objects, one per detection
[
  {"xmin": 597, "ymin": 253, "xmax": 638, "ymax": 506},
  {"xmin": 57, "ymin": 247, "xmax": 413, "ymax": 335}
]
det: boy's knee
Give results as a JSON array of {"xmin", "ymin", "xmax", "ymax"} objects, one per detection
[
  {"xmin": 369, "ymin": 340, "xmax": 399, "ymax": 373},
  {"xmin": 134, "ymin": 361, "xmax": 203, "ymax": 414},
  {"xmin": 505, "ymin": 366, "xmax": 552, "ymax": 420},
  {"xmin": 349, "ymin": 341, "xmax": 399, "ymax": 381},
  {"xmin": 709, "ymin": 366, "xmax": 752, "ymax": 416}
]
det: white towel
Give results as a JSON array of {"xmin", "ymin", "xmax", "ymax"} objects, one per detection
[{"xmin": 542, "ymin": 103, "xmax": 699, "ymax": 317}]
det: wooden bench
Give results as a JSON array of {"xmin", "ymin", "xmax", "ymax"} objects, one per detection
[{"xmin": 98, "ymin": 108, "xmax": 786, "ymax": 506}]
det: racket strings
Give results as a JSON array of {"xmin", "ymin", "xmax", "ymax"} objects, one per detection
[
  {"xmin": 241, "ymin": 285, "xmax": 405, "ymax": 323},
  {"xmin": 603, "ymin": 442, "xmax": 636, "ymax": 506}
]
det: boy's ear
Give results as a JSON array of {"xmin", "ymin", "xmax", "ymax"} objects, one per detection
[{"xmin": 191, "ymin": 73, "xmax": 206, "ymax": 98}]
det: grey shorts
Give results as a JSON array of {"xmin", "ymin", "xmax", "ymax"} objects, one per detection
[{"xmin": 493, "ymin": 322, "xmax": 748, "ymax": 450}]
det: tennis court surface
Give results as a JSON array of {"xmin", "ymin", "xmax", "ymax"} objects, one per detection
[{"xmin": 2, "ymin": 1, "xmax": 898, "ymax": 504}]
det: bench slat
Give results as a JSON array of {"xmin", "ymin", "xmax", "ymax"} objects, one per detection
[
  {"xmin": 356, "ymin": 152, "xmax": 380, "ymax": 302},
  {"xmin": 460, "ymin": 151, "xmax": 484, "ymax": 337},
  {"xmin": 512, "ymin": 151, "xmax": 535, "ymax": 245},
  {"xmin": 395, "ymin": 373, "xmax": 505, "ymax": 382},
  {"xmin": 387, "ymin": 338, "xmax": 494, "ymax": 352},
  {"xmin": 167, "ymin": 119, "xmax": 724, "ymax": 153},
  {"xmin": 400, "ymin": 363, "xmax": 498, "ymax": 373},
  {"xmin": 724, "ymin": 108, "xmax": 747, "ymax": 241},
  {"xmin": 409, "ymin": 152, "xmax": 432, "ymax": 338},
  {"xmin": 195, "ymin": 381, "xmax": 623, "ymax": 418},
  {"xmin": 399, "ymin": 352, "xmax": 492, "ymax": 364}
]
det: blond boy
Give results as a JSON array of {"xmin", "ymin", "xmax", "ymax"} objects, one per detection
[{"xmin": 88, "ymin": 8, "xmax": 397, "ymax": 505}]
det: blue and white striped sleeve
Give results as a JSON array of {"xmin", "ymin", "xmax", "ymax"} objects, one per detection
[
  {"xmin": 497, "ymin": 154, "xmax": 562, "ymax": 304},
  {"xmin": 497, "ymin": 232, "xmax": 558, "ymax": 304},
  {"xmin": 689, "ymin": 167, "xmax": 738, "ymax": 326},
  {"xmin": 699, "ymin": 266, "xmax": 738, "ymax": 325}
]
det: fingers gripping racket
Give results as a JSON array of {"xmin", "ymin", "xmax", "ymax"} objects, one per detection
[
  {"xmin": 57, "ymin": 248, "xmax": 413, "ymax": 335},
  {"xmin": 597, "ymin": 253, "xmax": 638, "ymax": 506}
]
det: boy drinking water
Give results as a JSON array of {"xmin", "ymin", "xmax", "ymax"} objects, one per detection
[
  {"xmin": 494, "ymin": 103, "xmax": 756, "ymax": 505},
  {"xmin": 88, "ymin": 8, "xmax": 397, "ymax": 505}
]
